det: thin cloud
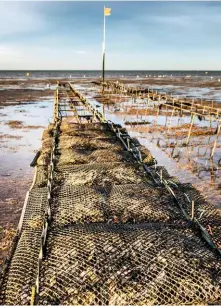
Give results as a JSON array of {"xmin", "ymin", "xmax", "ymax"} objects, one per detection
[
  {"xmin": 0, "ymin": 2, "xmax": 46, "ymax": 37},
  {"xmin": 0, "ymin": 1, "xmax": 221, "ymax": 69},
  {"xmin": 74, "ymin": 50, "xmax": 87, "ymax": 54}
]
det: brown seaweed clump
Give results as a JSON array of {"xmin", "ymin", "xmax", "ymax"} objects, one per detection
[
  {"xmin": 56, "ymin": 149, "xmax": 133, "ymax": 166},
  {"xmin": 37, "ymin": 151, "xmax": 51, "ymax": 166},
  {"xmin": 0, "ymin": 226, "xmax": 16, "ymax": 265},
  {"xmin": 169, "ymin": 127, "xmax": 216, "ymax": 139},
  {"xmin": 139, "ymin": 146, "xmax": 155, "ymax": 164},
  {"xmin": 42, "ymin": 124, "xmax": 54, "ymax": 140},
  {"xmin": 36, "ymin": 125, "xmax": 54, "ymax": 166},
  {"xmin": 7, "ymin": 120, "xmax": 23, "ymax": 129}
]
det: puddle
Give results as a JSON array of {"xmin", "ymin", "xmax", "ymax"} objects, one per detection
[
  {"xmin": 138, "ymin": 84, "xmax": 221, "ymax": 103},
  {"xmin": 0, "ymin": 99, "xmax": 53, "ymax": 176},
  {"xmin": 107, "ymin": 110, "xmax": 221, "ymax": 207},
  {"xmin": 0, "ymin": 84, "xmax": 57, "ymax": 91}
]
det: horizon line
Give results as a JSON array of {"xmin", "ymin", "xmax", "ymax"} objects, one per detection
[{"xmin": 0, "ymin": 69, "xmax": 219, "ymax": 72}]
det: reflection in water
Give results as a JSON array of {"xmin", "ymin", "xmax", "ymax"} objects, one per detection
[
  {"xmin": 75, "ymin": 83, "xmax": 221, "ymax": 207},
  {"xmin": 0, "ymin": 100, "xmax": 53, "ymax": 176}
]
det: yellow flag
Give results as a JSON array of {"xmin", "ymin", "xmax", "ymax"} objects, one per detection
[{"xmin": 104, "ymin": 7, "xmax": 111, "ymax": 16}]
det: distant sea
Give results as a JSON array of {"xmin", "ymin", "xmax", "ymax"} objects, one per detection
[{"xmin": 0, "ymin": 70, "xmax": 221, "ymax": 79}]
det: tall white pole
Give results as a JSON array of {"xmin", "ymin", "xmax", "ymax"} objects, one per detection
[
  {"xmin": 102, "ymin": 6, "xmax": 106, "ymax": 87},
  {"xmin": 103, "ymin": 5, "xmax": 106, "ymax": 52}
]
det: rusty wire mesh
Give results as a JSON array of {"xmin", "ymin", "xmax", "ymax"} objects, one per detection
[
  {"xmin": 58, "ymin": 135, "xmax": 123, "ymax": 151},
  {"xmin": 0, "ymin": 228, "xmax": 42, "ymax": 305},
  {"xmin": 150, "ymin": 165, "xmax": 221, "ymax": 247},
  {"xmin": 1, "ymin": 103, "xmax": 221, "ymax": 305},
  {"xmin": 38, "ymin": 224, "xmax": 221, "ymax": 305},
  {"xmin": 21, "ymin": 188, "xmax": 48, "ymax": 231},
  {"xmin": 0, "ymin": 186, "xmax": 48, "ymax": 305},
  {"xmin": 51, "ymin": 185, "xmax": 106, "ymax": 226},
  {"xmin": 56, "ymin": 149, "xmax": 134, "ymax": 166},
  {"xmin": 34, "ymin": 166, "xmax": 49, "ymax": 188},
  {"xmin": 176, "ymin": 183, "xmax": 221, "ymax": 246},
  {"xmin": 51, "ymin": 183, "xmax": 183, "ymax": 227},
  {"xmin": 60, "ymin": 122, "xmax": 109, "ymax": 133},
  {"xmin": 60, "ymin": 128, "xmax": 114, "ymax": 139},
  {"xmin": 108, "ymin": 184, "xmax": 182, "ymax": 224},
  {"xmin": 54, "ymin": 163, "xmax": 152, "ymax": 188}
]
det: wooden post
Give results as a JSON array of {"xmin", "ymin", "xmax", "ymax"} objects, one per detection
[
  {"xmin": 191, "ymin": 200, "xmax": 195, "ymax": 220},
  {"xmin": 165, "ymin": 105, "xmax": 168, "ymax": 126},
  {"xmin": 210, "ymin": 124, "xmax": 221, "ymax": 158},
  {"xmin": 53, "ymin": 90, "xmax": 56, "ymax": 122},
  {"xmin": 155, "ymin": 106, "xmax": 160, "ymax": 125},
  {"xmin": 209, "ymin": 110, "xmax": 212, "ymax": 128},
  {"xmin": 210, "ymin": 158, "xmax": 215, "ymax": 185},
  {"xmin": 186, "ymin": 113, "xmax": 195, "ymax": 145},
  {"xmin": 168, "ymin": 108, "xmax": 175, "ymax": 132}
]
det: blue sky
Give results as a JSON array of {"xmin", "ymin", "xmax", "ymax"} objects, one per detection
[{"xmin": 0, "ymin": 1, "xmax": 221, "ymax": 70}]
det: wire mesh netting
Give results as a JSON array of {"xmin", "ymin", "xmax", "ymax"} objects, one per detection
[
  {"xmin": 51, "ymin": 183, "xmax": 184, "ymax": 227},
  {"xmin": 149, "ymin": 165, "xmax": 221, "ymax": 248},
  {"xmin": 149, "ymin": 165, "xmax": 221, "ymax": 245},
  {"xmin": 38, "ymin": 224, "xmax": 221, "ymax": 305},
  {"xmin": 21, "ymin": 187, "xmax": 48, "ymax": 231},
  {"xmin": 54, "ymin": 163, "xmax": 153, "ymax": 188},
  {"xmin": 0, "ymin": 187, "xmax": 48, "ymax": 305},
  {"xmin": 0, "ymin": 229, "xmax": 42, "ymax": 305},
  {"xmin": 51, "ymin": 185, "xmax": 106, "ymax": 226},
  {"xmin": 60, "ymin": 122, "xmax": 110, "ymax": 133},
  {"xmin": 108, "ymin": 184, "xmax": 182, "ymax": 224},
  {"xmin": 1, "ymin": 89, "xmax": 221, "ymax": 306},
  {"xmin": 58, "ymin": 136, "xmax": 123, "ymax": 151},
  {"xmin": 56, "ymin": 149, "xmax": 134, "ymax": 165},
  {"xmin": 176, "ymin": 183, "xmax": 221, "ymax": 246},
  {"xmin": 34, "ymin": 166, "xmax": 49, "ymax": 188},
  {"xmin": 60, "ymin": 128, "xmax": 115, "ymax": 139}
]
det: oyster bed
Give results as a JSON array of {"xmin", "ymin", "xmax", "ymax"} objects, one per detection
[{"xmin": 1, "ymin": 86, "xmax": 221, "ymax": 306}]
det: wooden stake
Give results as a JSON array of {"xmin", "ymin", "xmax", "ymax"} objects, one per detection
[
  {"xmin": 191, "ymin": 200, "xmax": 195, "ymax": 220},
  {"xmin": 210, "ymin": 124, "xmax": 221, "ymax": 158},
  {"xmin": 168, "ymin": 108, "xmax": 175, "ymax": 131},
  {"xmin": 155, "ymin": 106, "xmax": 160, "ymax": 125},
  {"xmin": 186, "ymin": 113, "xmax": 195, "ymax": 145},
  {"xmin": 165, "ymin": 105, "xmax": 168, "ymax": 126}
]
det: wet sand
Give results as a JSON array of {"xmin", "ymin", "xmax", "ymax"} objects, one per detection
[
  {"xmin": 117, "ymin": 76, "xmax": 221, "ymax": 88},
  {"xmin": 0, "ymin": 79, "xmax": 54, "ymax": 269},
  {"xmin": 0, "ymin": 79, "xmax": 57, "ymax": 107},
  {"xmin": 96, "ymin": 77, "xmax": 221, "ymax": 107}
]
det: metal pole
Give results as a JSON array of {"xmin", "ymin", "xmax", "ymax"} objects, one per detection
[{"xmin": 102, "ymin": 6, "xmax": 106, "ymax": 91}]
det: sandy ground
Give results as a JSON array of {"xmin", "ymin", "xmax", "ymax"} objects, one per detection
[{"xmin": 0, "ymin": 79, "xmax": 58, "ymax": 107}]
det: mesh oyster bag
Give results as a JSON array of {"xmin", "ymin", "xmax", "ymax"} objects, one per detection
[{"xmin": 38, "ymin": 223, "xmax": 221, "ymax": 305}]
